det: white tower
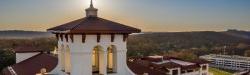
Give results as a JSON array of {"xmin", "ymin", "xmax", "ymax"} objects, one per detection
[{"xmin": 47, "ymin": 0, "xmax": 141, "ymax": 75}]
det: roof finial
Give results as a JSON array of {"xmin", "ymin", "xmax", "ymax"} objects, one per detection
[
  {"xmin": 85, "ymin": 0, "xmax": 98, "ymax": 17},
  {"xmin": 90, "ymin": 0, "xmax": 94, "ymax": 7}
]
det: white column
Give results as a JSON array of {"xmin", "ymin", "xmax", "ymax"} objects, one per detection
[
  {"xmin": 206, "ymin": 64, "xmax": 209, "ymax": 74},
  {"xmin": 58, "ymin": 45, "xmax": 64, "ymax": 71},
  {"xmin": 177, "ymin": 68, "xmax": 181, "ymax": 75},
  {"xmin": 199, "ymin": 65, "xmax": 202, "ymax": 75},
  {"xmin": 65, "ymin": 46, "xmax": 71, "ymax": 73},
  {"xmin": 113, "ymin": 49, "xmax": 118, "ymax": 73},
  {"xmin": 206, "ymin": 64, "xmax": 209, "ymax": 71},
  {"xmin": 99, "ymin": 50, "xmax": 107, "ymax": 75},
  {"xmin": 61, "ymin": 45, "xmax": 65, "ymax": 71},
  {"xmin": 169, "ymin": 69, "xmax": 173, "ymax": 75}
]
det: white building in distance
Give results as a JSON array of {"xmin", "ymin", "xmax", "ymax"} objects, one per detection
[{"xmin": 200, "ymin": 54, "xmax": 250, "ymax": 71}]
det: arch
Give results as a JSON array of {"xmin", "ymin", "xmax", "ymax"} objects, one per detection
[
  {"xmin": 92, "ymin": 45, "xmax": 104, "ymax": 74},
  {"xmin": 64, "ymin": 45, "xmax": 71, "ymax": 73},
  {"xmin": 107, "ymin": 45, "xmax": 117, "ymax": 73}
]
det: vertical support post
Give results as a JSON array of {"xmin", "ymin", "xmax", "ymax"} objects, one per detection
[
  {"xmin": 61, "ymin": 45, "xmax": 65, "ymax": 71},
  {"xmin": 177, "ymin": 68, "xmax": 181, "ymax": 75},
  {"xmin": 99, "ymin": 49, "xmax": 107, "ymax": 75},
  {"xmin": 58, "ymin": 44, "xmax": 65, "ymax": 71},
  {"xmin": 169, "ymin": 69, "xmax": 173, "ymax": 75},
  {"xmin": 65, "ymin": 46, "xmax": 71, "ymax": 73},
  {"xmin": 199, "ymin": 65, "xmax": 202, "ymax": 75}
]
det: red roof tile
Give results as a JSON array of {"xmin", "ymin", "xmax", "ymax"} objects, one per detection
[
  {"xmin": 3, "ymin": 53, "xmax": 58, "ymax": 75},
  {"xmin": 47, "ymin": 17, "xmax": 141, "ymax": 34}
]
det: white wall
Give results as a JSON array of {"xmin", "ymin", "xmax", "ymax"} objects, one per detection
[
  {"xmin": 16, "ymin": 52, "xmax": 40, "ymax": 63},
  {"xmin": 55, "ymin": 34, "xmax": 135, "ymax": 75}
]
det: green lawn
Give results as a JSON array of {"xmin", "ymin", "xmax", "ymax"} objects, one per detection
[{"xmin": 209, "ymin": 67, "xmax": 233, "ymax": 75}]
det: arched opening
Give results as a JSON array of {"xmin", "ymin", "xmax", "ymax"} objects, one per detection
[
  {"xmin": 107, "ymin": 45, "xmax": 117, "ymax": 73},
  {"xmin": 92, "ymin": 45, "xmax": 103, "ymax": 73},
  {"xmin": 65, "ymin": 46, "xmax": 71, "ymax": 73}
]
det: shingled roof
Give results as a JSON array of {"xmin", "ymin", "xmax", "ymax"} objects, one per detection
[
  {"xmin": 2, "ymin": 53, "xmax": 58, "ymax": 75},
  {"xmin": 47, "ymin": 17, "xmax": 141, "ymax": 34}
]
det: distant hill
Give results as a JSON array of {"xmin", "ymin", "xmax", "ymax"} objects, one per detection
[
  {"xmin": 128, "ymin": 30, "xmax": 250, "ymax": 51},
  {"xmin": 0, "ymin": 30, "xmax": 249, "ymax": 56},
  {"xmin": 223, "ymin": 29, "xmax": 250, "ymax": 39},
  {"xmin": 0, "ymin": 30, "xmax": 53, "ymax": 39}
]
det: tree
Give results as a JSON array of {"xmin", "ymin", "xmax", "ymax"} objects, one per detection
[{"xmin": 0, "ymin": 49, "xmax": 15, "ymax": 71}]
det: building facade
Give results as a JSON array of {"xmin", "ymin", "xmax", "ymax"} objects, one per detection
[{"xmin": 200, "ymin": 54, "xmax": 250, "ymax": 71}]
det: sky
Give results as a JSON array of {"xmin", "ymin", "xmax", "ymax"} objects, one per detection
[{"xmin": 0, "ymin": 0, "xmax": 249, "ymax": 32}]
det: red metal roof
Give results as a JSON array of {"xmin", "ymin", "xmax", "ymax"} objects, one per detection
[
  {"xmin": 47, "ymin": 17, "xmax": 141, "ymax": 34},
  {"xmin": 2, "ymin": 53, "xmax": 58, "ymax": 75}
]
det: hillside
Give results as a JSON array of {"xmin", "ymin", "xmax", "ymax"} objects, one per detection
[
  {"xmin": 0, "ymin": 30, "xmax": 53, "ymax": 39},
  {"xmin": 223, "ymin": 29, "xmax": 250, "ymax": 39},
  {"xmin": 127, "ymin": 30, "xmax": 250, "ymax": 56},
  {"xmin": 0, "ymin": 30, "xmax": 249, "ymax": 56},
  {"xmin": 129, "ymin": 31, "xmax": 250, "ymax": 50}
]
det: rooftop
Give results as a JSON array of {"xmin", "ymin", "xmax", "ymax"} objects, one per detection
[
  {"xmin": 48, "ymin": 17, "xmax": 141, "ymax": 34},
  {"xmin": 2, "ymin": 53, "xmax": 58, "ymax": 75},
  {"xmin": 128, "ymin": 55, "xmax": 209, "ymax": 75}
]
